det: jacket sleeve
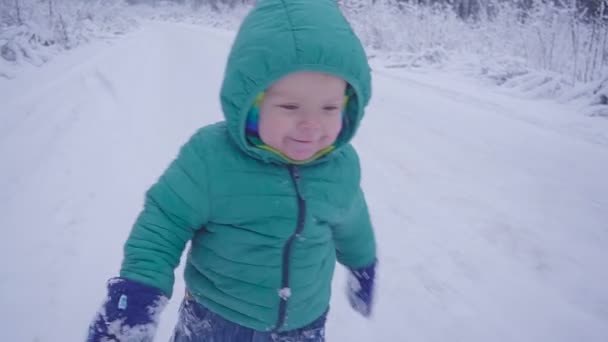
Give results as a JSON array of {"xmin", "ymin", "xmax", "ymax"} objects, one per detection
[
  {"xmin": 120, "ymin": 131, "xmax": 210, "ymax": 298},
  {"xmin": 332, "ymin": 146, "xmax": 377, "ymax": 269},
  {"xmin": 333, "ymin": 187, "xmax": 377, "ymax": 269}
]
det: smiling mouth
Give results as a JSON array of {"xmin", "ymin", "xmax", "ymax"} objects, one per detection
[{"xmin": 291, "ymin": 138, "xmax": 314, "ymax": 144}]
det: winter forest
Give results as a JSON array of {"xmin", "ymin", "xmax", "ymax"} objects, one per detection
[{"xmin": 1, "ymin": 0, "xmax": 608, "ymax": 113}]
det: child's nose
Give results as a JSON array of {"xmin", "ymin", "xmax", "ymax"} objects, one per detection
[
  {"xmin": 297, "ymin": 118, "xmax": 321, "ymax": 130},
  {"xmin": 297, "ymin": 111, "xmax": 322, "ymax": 130}
]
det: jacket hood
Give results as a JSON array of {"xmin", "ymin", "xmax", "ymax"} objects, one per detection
[{"xmin": 220, "ymin": 0, "xmax": 372, "ymax": 164}]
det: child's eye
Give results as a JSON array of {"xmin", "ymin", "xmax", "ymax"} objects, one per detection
[
  {"xmin": 278, "ymin": 104, "xmax": 299, "ymax": 110},
  {"xmin": 323, "ymin": 105, "xmax": 340, "ymax": 112}
]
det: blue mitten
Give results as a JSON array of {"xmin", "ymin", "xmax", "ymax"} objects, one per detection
[
  {"xmin": 87, "ymin": 277, "xmax": 168, "ymax": 342},
  {"xmin": 347, "ymin": 260, "xmax": 377, "ymax": 317}
]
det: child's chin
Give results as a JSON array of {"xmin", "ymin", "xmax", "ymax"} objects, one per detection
[{"xmin": 285, "ymin": 149, "xmax": 316, "ymax": 161}]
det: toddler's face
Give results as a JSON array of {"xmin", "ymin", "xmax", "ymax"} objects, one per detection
[{"xmin": 258, "ymin": 71, "xmax": 346, "ymax": 161}]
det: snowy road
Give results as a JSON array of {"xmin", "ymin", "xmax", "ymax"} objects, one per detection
[{"xmin": 1, "ymin": 22, "xmax": 607, "ymax": 342}]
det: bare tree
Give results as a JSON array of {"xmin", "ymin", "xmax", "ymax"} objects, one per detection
[
  {"xmin": 0, "ymin": 0, "xmax": 23, "ymax": 26},
  {"xmin": 14, "ymin": 0, "xmax": 22, "ymax": 25},
  {"xmin": 48, "ymin": 0, "xmax": 54, "ymax": 28}
]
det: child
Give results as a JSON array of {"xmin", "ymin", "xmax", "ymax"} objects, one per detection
[{"xmin": 87, "ymin": 0, "xmax": 377, "ymax": 341}]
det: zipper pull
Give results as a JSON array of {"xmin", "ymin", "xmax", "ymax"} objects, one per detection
[{"xmin": 292, "ymin": 166, "xmax": 300, "ymax": 180}]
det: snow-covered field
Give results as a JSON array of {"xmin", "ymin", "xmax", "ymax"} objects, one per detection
[{"xmin": 1, "ymin": 20, "xmax": 608, "ymax": 342}]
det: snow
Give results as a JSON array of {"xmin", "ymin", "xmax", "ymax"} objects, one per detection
[
  {"xmin": 1, "ymin": 20, "xmax": 608, "ymax": 342},
  {"xmin": 342, "ymin": 0, "xmax": 608, "ymax": 113},
  {"xmin": 91, "ymin": 294, "xmax": 167, "ymax": 342},
  {"xmin": 0, "ymin": 0, "xmax": 138, "ymax": 80}
]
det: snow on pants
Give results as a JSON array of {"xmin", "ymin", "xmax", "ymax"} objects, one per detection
[{"xmin": 170, "ymin": 296, "xmax": 327, "ymax": 342}]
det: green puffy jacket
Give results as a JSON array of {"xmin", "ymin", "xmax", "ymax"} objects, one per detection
[{"xmin": 120, "ymin": 0, "xmax": 376, "ymax": 332}]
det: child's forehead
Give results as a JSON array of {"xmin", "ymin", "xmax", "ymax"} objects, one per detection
[
  {"xmin": 265, "ymin": 72, "xmax": 347, "ymax": 99},
  {"xmin": 265, "ymin": 87, "xmax": 345, "ymax": 101}
]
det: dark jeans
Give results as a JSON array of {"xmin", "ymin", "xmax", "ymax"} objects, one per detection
[{"xmin": 170, "ymin": 298, "xmax": 327, "ymax": 342}]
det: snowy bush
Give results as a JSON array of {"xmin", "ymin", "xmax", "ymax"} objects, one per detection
[
  {"xmin": 0, "ymin": 0, "xmax": 136, "ymax": 78},
  {"xmin": 131, "ymin": 0, "xmax": 251, "ymax": 30},
  {"xmin": 339, "ymin": 0, "xmax": 608, "ymax": 110},
  {"xmin": 0, "ymin": 0, "xmax": 248, "ymax": 79}
]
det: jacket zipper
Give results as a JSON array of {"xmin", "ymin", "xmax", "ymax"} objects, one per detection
[{"xmin": 275, "ymin": 165, "xmax": 306, "ymax": 330}]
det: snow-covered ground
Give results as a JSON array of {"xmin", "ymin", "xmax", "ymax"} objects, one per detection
[{"xmin": 1, "ymin": 21, "xmax": 608, "ymax": 341}]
